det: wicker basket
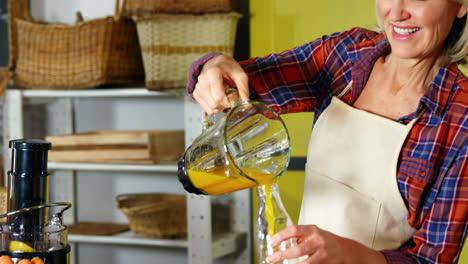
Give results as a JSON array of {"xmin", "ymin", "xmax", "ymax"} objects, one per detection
[
  {"xmin": 115, "ymin": 193, "xmax": 187, "ymax": 238},
  {"xmin": 133, "ymin": 12, "xmax": 241, "ymax": 90},
  {"xmin": 124, "ymin": 0, "xmax": 232, "ymax": 15},
  {"xmin": 7, "ymin": 0, "xmax": 145, "ymax": 90}
]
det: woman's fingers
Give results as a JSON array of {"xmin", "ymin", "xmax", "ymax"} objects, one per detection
[
  {"xmin": 266, "ymin": 225, "xmax": 346, "ymax": 264},
  {"xmin": 208, "ymin": 67, "xmax": 231, "ymax": 111},
  {"xmin": 195, "ymin": 93, "xmax": 213, "ymax": 115},
  {"xmin": 194, "ymin": 54, "xmax": 250, "ymax": 114},
  {"xmin": 230, "ymin": 66, "xmax": 250, "ymax": 101},
  {"xmin": 270, "ymin": 225, "xmax": 314, "ymax": 247},
  {"xmin": 265, "ymin": 225, "xmax": 313, "ymax": 263},
  {"xmin": 194, "ymin": 76, "xmax": 231, "ymax": 115},
  {"xmin": 193, "ymin": 82, "xmax": 211, "ymax": 113},
  {"xmin": 267, "ymin": 240, "xmax": 316, "ymax": 263},
  {"xmin": 194, "ymin": 70, "xmax": 223, "ymax": 114}
]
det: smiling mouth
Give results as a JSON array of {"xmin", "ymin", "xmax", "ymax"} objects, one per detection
[{"xmin": 393, "ymin": 26, "xmax": 421, "ymax": 35}]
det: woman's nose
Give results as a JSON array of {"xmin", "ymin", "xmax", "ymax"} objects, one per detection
[{"xmin": 388, "ymin": 0, "xmax": 410, "ymax": 21}]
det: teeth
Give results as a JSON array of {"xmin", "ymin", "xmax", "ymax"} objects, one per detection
[{"xmin": 394, "ymin": 26, "xmax": 420, "ymax": 35}]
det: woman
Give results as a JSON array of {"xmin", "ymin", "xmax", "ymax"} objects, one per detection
[{"xmin": 186, "ymin": 0, "xmax": 468, "ymax": 263}]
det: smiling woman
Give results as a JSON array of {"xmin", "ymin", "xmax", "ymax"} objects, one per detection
[
  {"xmin": 376, "ymin": 0, "xmax": 468, "ymax": 66},
  {"xmin": 187, "ymin": 0, "xmax": 468, "ymax": 263}
]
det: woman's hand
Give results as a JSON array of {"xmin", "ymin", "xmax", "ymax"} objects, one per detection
[
  {"xmin": 266, "ymin": 225, "xmax": 388, "ymax": 264},
  {"xmin": 266, "ymin": 225, "xmax": 345, "ymax": 264},
  {"xmin": 193, "ymin": 54, "xmax": 250, "ymax": 115}
]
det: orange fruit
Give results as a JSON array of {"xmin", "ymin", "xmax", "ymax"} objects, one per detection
[
  {"xmin": 18, "ymin": 260, "xmax": 31, "ymax": 264},
  {"xmin": 31, "ymin": 258, "xmax": 44, "ymax": 264},
  {"xmin": 0, "ymin": 256, "xmax": 13, "ymax": 264}
]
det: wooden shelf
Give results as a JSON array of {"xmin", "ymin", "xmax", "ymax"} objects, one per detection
[
  {"xmin": 69, "ymin": 231, "xmax": 244, "ymax": 259},
  {"xmin": 16, "ymin": 88, "xmax": 185, "ymax": 99},
  {"xmin": 48, "ymin": 161, "xmax": 178, "ymax": 172},
  {"xmin": 69, "ymin": 231, "xmax": 187, "ymax": 248}
]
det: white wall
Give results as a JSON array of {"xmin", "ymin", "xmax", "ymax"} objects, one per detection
[{"xmin": 30, "ymin": 0, "xmax": 116, "ymax": 24}]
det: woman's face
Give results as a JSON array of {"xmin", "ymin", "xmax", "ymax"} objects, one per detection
[{"xmin": 376, "ymin": 0, "xmax": 467, "ymax": 62}]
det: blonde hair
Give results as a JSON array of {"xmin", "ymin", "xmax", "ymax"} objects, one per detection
[{"xmin": 375, "ymin": 0, "xmax": 468, "ymax": 66}]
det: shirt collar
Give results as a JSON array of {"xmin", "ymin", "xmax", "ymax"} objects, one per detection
[
  {"xmin": 422, "ymin": 64, "xmax": 459, "ymax": 118},
  {"xmin": 345, "ymin": 33, "xmax": 459, "ymax": 118}
]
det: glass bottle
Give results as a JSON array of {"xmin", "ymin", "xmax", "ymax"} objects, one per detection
[{"xmin": 255, "ymin": 182, "xmax": 296, "ymax": 264}]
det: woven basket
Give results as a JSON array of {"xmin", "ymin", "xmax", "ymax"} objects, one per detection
[
  {"xmin": 133, "ymin": 12, "xmax": 241, "ymax": 91},
  {"xmin": 115, "ymin": 193, "xmax": 187, "ymax": 238},
  {"xmin": 7, "ymin": 0, "xmax": 145, "ymax": 90},
  {"xmin": 124, "ymin": 0, "xmax": 231, "ymax": 15}
]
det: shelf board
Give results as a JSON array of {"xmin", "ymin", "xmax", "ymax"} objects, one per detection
[
  {"xmin": 69, "ymin": 231, "xmax": 188, "ymax": 248},
  {"xmin": 48, "ymin": 161, "xmax": 178, "ymax": 172},
  {"xmin": 17, "ymin": 88, "xmax": 185, "ymax": 98},
  {"xmin": 212, "ymin": 232, "xmax": 247, "ymax": 259},
  {"xmin": 69, "ymin": 231, "xmax": 244, "ymax": 258}
]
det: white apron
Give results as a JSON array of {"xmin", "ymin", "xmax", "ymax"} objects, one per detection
[{"xmin": 298, "ymin": 90, "xmax": 417, "ymax": 250}]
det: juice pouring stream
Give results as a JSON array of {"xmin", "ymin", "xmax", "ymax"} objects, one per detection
[{"xmin": 178, "ymin": 96, "xmax": 293, "ymax": 262}]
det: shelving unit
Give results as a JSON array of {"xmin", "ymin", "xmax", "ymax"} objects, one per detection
[{"xmin": 2, "ymin": 87, "xmax": 252, "ymax": 264}]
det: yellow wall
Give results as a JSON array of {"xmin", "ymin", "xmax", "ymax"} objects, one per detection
[{"xmin": 249, "ymin": 0, "xmax": 467, "ymax": 262}]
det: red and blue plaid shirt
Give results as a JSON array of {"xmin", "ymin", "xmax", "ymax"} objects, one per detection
[{"xmin": 187, "ymin": 27, "xmax": 468, "ymax": 264}]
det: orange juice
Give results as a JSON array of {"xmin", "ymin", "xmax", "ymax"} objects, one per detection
[
  {"xmin": 261, "ymin": 182, "xmax": 276, "ymax": 239},
  {"xmin": 187, "ymin": 167, "xmax": 277, "ymax": 238},
  {"xmin": 187, "ymin": 167, "xmax": 275, "ymax": 195},
  {"xmin": 187, "ymin": 168, "xmax": 253, "ymax": 195}
]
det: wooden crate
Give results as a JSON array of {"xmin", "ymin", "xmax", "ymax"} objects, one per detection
[
  {"xmin": 45, "ymin": 130, "xmax": 185, "ymax": 163},
  {"xmin": 0, "ymin": 187, "xmax": 7, "ymax": 222},
  {"xmin": 69, "ymin": 222, "xmax": 129, "ymax": 236}
]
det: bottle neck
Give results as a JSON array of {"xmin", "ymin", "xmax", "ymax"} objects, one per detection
[
  {"xmin": 257, "ymin": 182, "xmax": 279, "ymax": 200},
  {"xmin": 256, "ymin": 182, "xmax": 289, "ymax": 218}
]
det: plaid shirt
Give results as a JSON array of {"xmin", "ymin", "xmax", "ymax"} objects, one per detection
[{"xmin": 187, "ymin": 27, "xmax": 468, "ymax": 264}]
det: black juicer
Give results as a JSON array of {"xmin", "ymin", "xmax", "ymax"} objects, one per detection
[{"xmin": 0, "ymin": 139, "xmax": 71, "ymax": 264}]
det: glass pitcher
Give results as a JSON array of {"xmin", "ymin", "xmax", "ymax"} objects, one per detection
[
  {"xmin": 178, "ymin": 98, "xmax": 291, "ymax": 195},
  {"xmin": 177, "ymin": 94, "xmax": 298, "ymax": 263}
]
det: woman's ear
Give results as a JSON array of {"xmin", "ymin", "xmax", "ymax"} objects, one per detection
[{"xmin": 457, "ymin": 5, "xmax": 467, "ymax": 18}]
